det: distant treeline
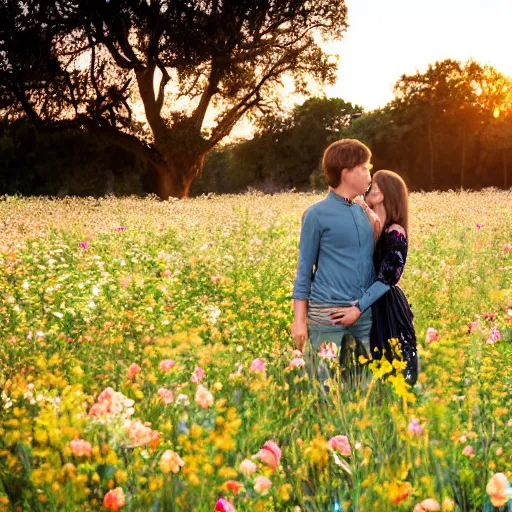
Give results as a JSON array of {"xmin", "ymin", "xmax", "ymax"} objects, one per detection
[{"xmin": 1, "ymin": 59, "xmax": 510, "ymax": 197}]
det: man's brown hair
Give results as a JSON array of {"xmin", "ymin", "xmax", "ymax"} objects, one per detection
[
  {"xmin": 372, "ymin": 170, "xmax": 409, "ymax": 235},
  {"xmin": 322, "ymin": 139, "xmax": 371, "ymax": 188}
]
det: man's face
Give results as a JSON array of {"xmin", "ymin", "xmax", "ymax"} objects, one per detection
[{"xmin": 345, "ymin": 161, "xmax": 372, "ymax": 195}]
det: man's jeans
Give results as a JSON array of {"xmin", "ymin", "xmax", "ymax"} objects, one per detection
[{"xmin": 304, "ymin": 308, "xmax": 372, "ymax": 389}]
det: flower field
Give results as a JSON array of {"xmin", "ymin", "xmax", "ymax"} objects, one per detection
[{"xmin": 0, "ymin": 190, "xmax": 511, "ymax": 512}]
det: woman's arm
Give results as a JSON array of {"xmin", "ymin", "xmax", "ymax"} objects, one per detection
[{"xmin": 331, "ymin": 227, "xmax": 408, "ymax": 325}]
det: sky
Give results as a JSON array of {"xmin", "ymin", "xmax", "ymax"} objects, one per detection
[{"xmin": 322, "ymin": 0, "xmax": 512, "ymax": 111}]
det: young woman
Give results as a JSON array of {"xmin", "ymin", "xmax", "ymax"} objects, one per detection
[{"xmin": 330, "ymin": 170, "xmax": 418, "ymax": 385}]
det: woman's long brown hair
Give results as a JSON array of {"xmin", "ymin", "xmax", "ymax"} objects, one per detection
[{"xmin": 373, "ymin": 170, "xmax": 409, "ymax": 235}]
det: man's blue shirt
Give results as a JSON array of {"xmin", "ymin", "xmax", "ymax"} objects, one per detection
[{"xmin": 292, "ymin": 191, "xmax": 389, "ymax": 311}]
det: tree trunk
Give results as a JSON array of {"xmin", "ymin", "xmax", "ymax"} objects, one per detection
[
  {"xmin": 504, "ymin": 149, "xmax": 508, "ymax": 189},
  {"xmin": 427, "ymin": 117, "xmax": 435, "ymax": 186},
  {"xmin": 155, "ymin": 152, "xmax": 207, "ymax": 199}
]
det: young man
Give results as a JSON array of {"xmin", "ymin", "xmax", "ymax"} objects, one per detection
[{"xmin": 291, "ymin": 139, "xmax": 382, "ymax": 387}]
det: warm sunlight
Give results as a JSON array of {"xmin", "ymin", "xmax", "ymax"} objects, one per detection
[{"xmin": 323, "ymin": 0, "xmax": 512, "ymax": 111}]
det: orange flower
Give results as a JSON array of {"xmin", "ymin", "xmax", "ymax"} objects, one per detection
[
  {"xmin": 103, "ymin": 487, "xmax": 125, "ymax": 511},
  {"xmin": 224, "ymin": 480, "xmax": 244, "ymax": 494},
  {"xmin": 389, "ymin": 481, "xmax": 412, "ymax": 504}
]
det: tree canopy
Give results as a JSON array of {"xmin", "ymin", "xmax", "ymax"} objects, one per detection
[{"xmin": 0, "ymin": 0, "xmax": 348, "ymax": 197}]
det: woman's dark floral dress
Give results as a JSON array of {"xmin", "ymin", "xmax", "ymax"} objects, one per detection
[{"xmin": 370, "ymin": 229, "xmax": 418, "ymax": 385}]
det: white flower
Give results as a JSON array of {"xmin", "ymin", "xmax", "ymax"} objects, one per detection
[
  {"xmin": 88, "ymin": 301, "xmax": 96, "ymax": 309},
  {"xmin": 92, "ymin": 286, "xmax": 100, "ymax": 295},
  {"xmin": 53, "ymin": 312, "xmax": 64, "ymax": 319}
]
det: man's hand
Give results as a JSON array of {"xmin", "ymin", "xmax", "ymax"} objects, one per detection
[
  {"xmin": 291, "ymin": 319, "xmax": 308, "ymax": 351},
  {"xmin": 329, "ymin": 306, "xmax": 361, "ymax": 327}
]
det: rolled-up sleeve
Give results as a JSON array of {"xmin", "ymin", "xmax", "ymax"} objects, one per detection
[{"xmin": 292, "ymin": 209, "xmax": 321, "ymax": 300}]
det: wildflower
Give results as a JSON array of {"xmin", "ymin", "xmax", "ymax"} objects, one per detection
[
  {"xmin": 157, "ymin": 388, "xmax": 174, "ymax": 404},
  {"xmin": 215, "ymin": 498, "xmax": 236, "ymax": 512},
  {"xmin": 126, "ymin": 419, "xmax": 159, "ymax": 448},
  {"xmin": 162, "ymin": 269, "xmax": 172, "ymax": 278},
  {"xmin": 159, "ymin": 359, "xmax": 175, "ymax": 372},
  {"xmin": 160, "ymin": 450, "xmax": 185, "ymax": 474},
  {"xmin": 239, "ymin": 458, "xmax": 258, "ymax": 476},
  {"xmin": 195, "ymin": 384, "xmax": 214, "ymax": 409},
  {"xmin": 318, "ymin": 342, "xmax": 338, "ymax": 358},
  {"xmin": 288, "ymin": 357, "xmax": 306, "ymax": 369},
  {"xmin": 127, "ymin": 363, "xmax": 141, "ymax": 380},
  {"xmin": 413, "ymin": 498, "xmax": 440, "ymax": 512},
  {"xmin": 468, "ymin": 321, "xmax": 479, "ymax": 334},
  {"xmin": 250, "ymin": 358, "xmax": 267, "ymax": 374},
  {"xmin": 103, "ymin": 487, "xmax": 125, "ymax": 511},
  {"xmin": 425, "ymin": 327, "xmax": 439, "ymax": 344},
  {"xmin": 486, "ymin": 473, "xmax": 510, "ymax": 507},
  {"xmin": 408, "ymin": 418, "xmax": 425, "ymax": 435},
  {"xmin": 476, "ymin": 223, "xmax": 483, "ymax": 229},
  {"xmin": 69, "ymin": 439, "xmax": 92, "ymax": 457},
  {"xmin": 254, "ymin": 476, "xmax": 272, "ymax": 495},
  {"xmin": 254, "ymin": 440, "xmax": 282, "ymax": 469},
  {"xmin": 191, "ymin": 366, "xmax": 206, "ymax": 384},
  {"xmin": 224, "ymin": 480, "xmax": 244, "ymax": 494},
  {"xmin": 328, "ymin": 435, "xmax": 351, "ymax": 456},
  {"xmin": 486, "ymin": 327, "xmax": 502, "ymax": 345},
  {"xmin": 462, "ymin": 445, "xmax": 474, "ymax": 456},
  {"xmin": 115, "ymin": 226, "xmax": 127, "ymax": 232},
  {"xmin": 79, "ymin": 241, "xmax": 90, "ymax": 249},
  {"xmin": 442, "ymin": 498, "xmax": 455, "ymax": 511},
  {"xmin": 389, "ymin": 481, "xmax": 412, "ymax": 504}
]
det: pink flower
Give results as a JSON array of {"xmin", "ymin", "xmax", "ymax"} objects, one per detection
[
  {"xmin": 476, "ymin": 223, "xmax": 483, "ymax": 230},
  {"xmin": 115, "ymin": 226, "xmax": 127, "ymax": 232},
  {"xmin": 468, "ymin": 321, "xmax": 479, "ymax": 334},
  {"xmin": 191, "ymin": 366, "xmax": 206, "ymax": 384},
  {"xmin": 486, "ymin": 473, "xmax": 510, "ymax": 508},
  {"xmin": 160, "ymin": 449, "xmax": 185, "ymax": 474},
  {"xmin": 127, "ymin": 363, "xmax": 141, "ymax": 380},
  {"xmin": 486, "ymin": 327, "xmax": 502, "ymax": 345},
  {"xmin": 483, "ymin": 313, "xmax": 497, "ymax": 320},
  {"xmin": 288, "ymin": 357, "xmax": 306, "ymax": 369},
  {"xmin": 504, "ymin": 243, "xmax": 512, "ymax": 252},
  {"xmin": 292, "ymin": 349, "xmax": 303, "ymax": 358},
  {"xmin": 215, "ymin": 498, "xmax": 236, "ymax": 512},
  {"xmin": 318, "ymin": 342, "xmax": 338, "ymax": 358},
  {"xmin": 195, "ymin": 384, "xmax": 214, "ymax": 409},
  {"xmin": 69, "ymin": 439, "xmax": 92, "ymax": 457},
  {"xmin": 79, "ymin": 241, "xmax": 90, "ymax": 249},
  {"xmin": 462, "ymin": 445, "xmax": 474, "ymax": 456},
  {"xmin": 157, "ymin": 387, "xmax": 174, "ymax": 404},
  {"xmin": 250, "ymin": 358, "xmax": 267, "ymax": 374},
  {"xmin": 425, "ymin": 327, "xmax": 439, "ymax": 344},
  {"xmin": 103, "ymin": 488, "xmax": 126, "ymax": 511},
  {"xmin": 328, "ymin": 435, "xmax": 352, "ymax": 456},
  {"xmin": 413, "ymin": 498, "xmax": 440, "ymax": 512},
  {"xmin": 408, "ymin": 418, "xmax": 425, "ymax": 435},
  {"xmin": 239, "ymin": 458, "xmax": 258, "ymax": 476},
  {"xmin": 254, "ymin": 475, "xmax": 272, "ymax": 494},
  {"xmin": 162, "ymin": 269, "xmax": 172, "ymax": 278},
  {"xmin": 211, "ymin": 274, "xmax": 222, "ymax": 283},
  {"xmin": 126, "ymin": 419, "xmax": 159, "ymax": 448},
  {"xmin": 159, "ymin": 359, "xmax": 175, "ymax": 372},
  {"xmin": 254, "ymin": 440, "xmax": 282, "ymax": 469}
]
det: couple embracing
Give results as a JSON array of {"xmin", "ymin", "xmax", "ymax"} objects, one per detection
[{"xmin": 291, "ymin": 139, "xmax": 418, "ymax": 389}]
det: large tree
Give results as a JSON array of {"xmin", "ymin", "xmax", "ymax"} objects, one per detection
[{"xmin": 0, "ymin": 0, "xmax": 348, "ymax": 198}]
